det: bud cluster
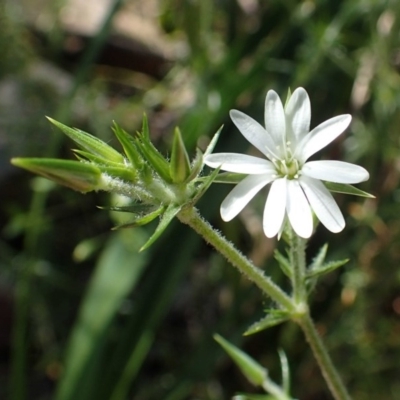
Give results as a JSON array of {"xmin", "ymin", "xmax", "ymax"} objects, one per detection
[{"xmin": 12, "ymin": 116, "xmax": 221, "ymax": 250}]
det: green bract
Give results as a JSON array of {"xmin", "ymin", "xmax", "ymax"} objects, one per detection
[{"xmin": 11, "ymin": 116, "xmax": 222, "ymax": 250}]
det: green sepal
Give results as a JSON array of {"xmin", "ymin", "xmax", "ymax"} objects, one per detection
[
  {"xmin": 140, "ymin": 203, "xmax": 181, "ymax": 251},
  {"xmin": 135, "ymin": 133, "xmax": 172, "ymax": 183},
  {"xmin": 185, "ymin": 148, "xmax": 203, "ymax": 183},
  {"xmin": 274, "ymin": 250, "xmax": 292, "ymax": 278},
  {"xmin": 204, "ymin": 125, "xmax": 223, "ymax": 158},
  {"xmin": 111, "ymin": 206, "xmax": 166, "ymax": 230},
  {"xmin": 211, "ymin": 172, "xmax": 247, "ymax": 184},
  {"xmin": 112, "ymin": 122, "xmax": 143, "ymax": 169},
  {"xmin": 99, "ymin": 165, "xmax": 137, "ymax": 182},
  {"xmin": 214, "ymin": 334, "xmax": 267, "ymax": 387},
  {"xmin": 307, "ymin": 259, "xmax": 349, "ymax": 279},
  {"xmin": 47, "ymin": 117, "xmax": 125, "ymax": 164},
  {"xmin": 73, "ymin": 149, "xmax": 124, "ymax": 167},
  {"xmin": 284, "ymin": 87, "xmax": 292, "ymax": 108},
  {"xmin": 190, "ymin": 166, "xmax": 221, "ymax": 206},
  {"xmin": 324, "ymin": 182, "xmax": 374, "ymax": 198},
  {"xmin": 11, "ymin": 158, "xmax": 102, "ymax": 193},
  {"xmin": 244, "ymin": 311, "xmax": 290, "ymax": 336},
  {"xmin": 170, "ymin": 127, "xmax": 191, "ymax": 183}
]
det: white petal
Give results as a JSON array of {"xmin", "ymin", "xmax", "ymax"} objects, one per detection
[
  {"xmin": 205, "ymin": 153, "xmax": 275, "ymax": 174},
  {"xmin": 230, "ymin": 110, "xmax": 279, "ymax": 159},
  {"xmin": 263, "ymin": 178, "xmax": 287, "ymax": 238},
  {"xmin": 264, "ymin": 90, "xmax": 286, "ymax": 148},
  {"xmin": 285, "ymin": 87, "xmax": 311, "ymax": 144},
  {"xmin": 286, "ymin": 179, "xmax": 313, "ymax": 238},
  {"xmin": 299, "ymin": 114, "xmax": 352, "ymax": 162},
  {"xmin": 300, "ymin": 176, "xmax": 345, "ymax": 233},
  {"xmin": 220, "ymin": 174, "xmax": 273, "ymax": 221},
  {"xmin": 302, "ymin": 160, "xmax": 369, "ymax": 183}
]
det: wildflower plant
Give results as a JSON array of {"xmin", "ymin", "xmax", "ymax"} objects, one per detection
[{"xmin": 12, "ymin": 88, "xmax": 373, "ymax": 400}]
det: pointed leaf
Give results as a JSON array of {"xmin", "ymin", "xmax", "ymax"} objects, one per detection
[
  {"xmin": 203, "ymin": 125, "xmax": 224, "ymax": 158},
  {"xmin": 308, "ymin": 243, "xmax": 328, "ymax": 272},
  {"xmin": 112, "ymin": 122, "xmax": 143, "ymax": 169},
  {"xmin": 185, "ymin": 148, "xmax": 203, "ymax": 183},
  {"xmin": 170, "ymin": 127, "xmax": 191, "ymax": 183},
  {"xmin": 73, "ymin": 149, "xmax": 123, "ymax": 167},
  {"xmin": 99, "ymin": 165, "xmax": 137, "ymax": 182},
  {"xmin": 307, "ymin": 259, "xmax": 349, "ymax": 279},
  {"xmin": 112, "ymin": 206, "xmax": 166, "ymax": 230},
  {"xmin": 141, "ymin": 113, "xmax": 150, "ymax": 139},
  {"xmin": 190, "ymin": 166, "xmax": 221, "ymax": 206},
  {"xmin": 99, "ymin": 203, "xmax": 156, "ymax": 214},
  {"xmin": 278, "ymin": 349, "xmax": 290, "ymax": 395},
  {"xmin": 135, "ymin": 135, "xmax": 172, "ymax": 183},
  {"xmin": 274, "ymin": 250, "xmax": 292, "ymax": 278},
  {"xmin": 324, "ymin": 182, "xmax": 374, "ymax": 198},
  {"xmin": 210, "ymin": 172, "xmax": 247, "ymax": 184},
  {"xmin": 11, "ymin": 158, "xmax": 103, "ymax": 192},
  {"xmin": 47, "ymin": 117, "xmax": 125, "ymax": 164},
  {"xmin": 214, "ymin": 334, "xmax": 266, "ymax": 386},
  {"xmin": 140, "ymin": 204, "xmax": 181, "ymax": 251},
  {"xmin": 244, "ymin": 311, "xmax": 290, "ymax": 336}
]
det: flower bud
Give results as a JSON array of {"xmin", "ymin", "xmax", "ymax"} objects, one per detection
[{"xmin": 11, "ymin": 158, "xmax": 103, "ymax": 193}]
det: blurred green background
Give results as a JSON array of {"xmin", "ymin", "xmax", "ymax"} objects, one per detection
[{"xmin": 1, "ymin": 0, "xmax": 400, "ymax": 399}]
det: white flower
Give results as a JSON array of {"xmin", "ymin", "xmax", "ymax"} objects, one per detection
[{"xmin": 204, "ymin": 87, "xmax": 369, "ymax": 239}]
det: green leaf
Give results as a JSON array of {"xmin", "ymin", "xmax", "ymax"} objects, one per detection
[
  {"xmin": 190, "ymin": 166, "xmax": 221, "ymax": 205},
  {"xmin": 73, "ymin": 150, "xmax": 123, "ymax": 167},
  {"xmin": 112, "ymin": 122, "xmax": 143, "ymax": 169},
  {"xmin": 99, "ymin": 203, "xmax": 156, "ymax": 214},
  {"xmin": 214, "ymin": 334, "xmax": 266, "ymax": 386},
  {"xmin": 141, "ymin": 113, "xmax": 150, "ymax": 139},
  {"xmin": 112, "ymin": 206, "xmax": 166, "ymax": 230},
  {"xmin": 274, "ymin": 250, "xmax": 292, "ymax": 278},
  {"xmin": 99, "ymin": 165, "xmax": 137, "ymax": 183},
  {"xmin": 55, "ymin": 229, "xmax": 149, "ymax": 400},
  {"xmin": 278, "ymin": 349, "xmax": 290, "ymax": 395},
  {"xmin": 211, "ymin": 172, "xmax": 247, "ymax": 184},
  {"xmin": 135, "ymin": 134, "xmax": 172, "ymax": 183},
  {"xmin": 307, "ymin": 259, "xmax": 349, "ymax": 279},
  {"xmin": 203, "ymin": 125, "xmax": 223, "ymax": 158},
  {"xmin": 324, "ymin": 182, "xmax": 375, "ymax": 198},
  {"xmin": 11, "ymin": 158, "xmax": 103, "ymax": 193},
  {"xmin": 140, "ymin": 204, "xmax": 181, "ymax": 251},
  {"xmin": 47, "ymin": 117, "xmax": 125, "ymax": 164},
  {"xmin": 308, "ymin": 244, "xmax": 328, "ymax": 272},
  {"xmin": 244, "ymin": 311, "xmax": 290, "ymax": 336},
  {"xmin": 170, "ymin": 127, "xmax": 191, "ymax": 183},
  {"xmin": 185, "ymin": 148, "xmax": 203, "ymax": 183}
]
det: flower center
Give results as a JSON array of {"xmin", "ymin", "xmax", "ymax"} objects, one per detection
[
  {"xmin": 273, "ymin": 142, "xmax": 301, "ymax": 179},
  {"xmin": 275, "ymin": 158, "xmax": 300, "ymax": 179}
]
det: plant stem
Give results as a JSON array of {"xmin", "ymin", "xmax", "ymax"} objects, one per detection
[
  {"xmin": 178, "ymin": 207, "xmax": 295, "ymax": 312},
  {"xmin": 288, "ymin": 227, "xmax": 352, "ymax": 400},
  {"xmin": 297, "ymin": 313, "xmax": 352, "ymax": 400},
  {"xmin": 289, "ymin": 227, "xmax": 307, "ymax": 304}
]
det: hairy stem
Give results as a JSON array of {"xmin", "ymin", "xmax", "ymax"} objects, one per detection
[
  {"xmin": 297, "ymin": 313, "xmax": 352, "ymax": 400},
  {"xmin": 178, "ymin": 207, "xmax": 295, "ymax": 312}
]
